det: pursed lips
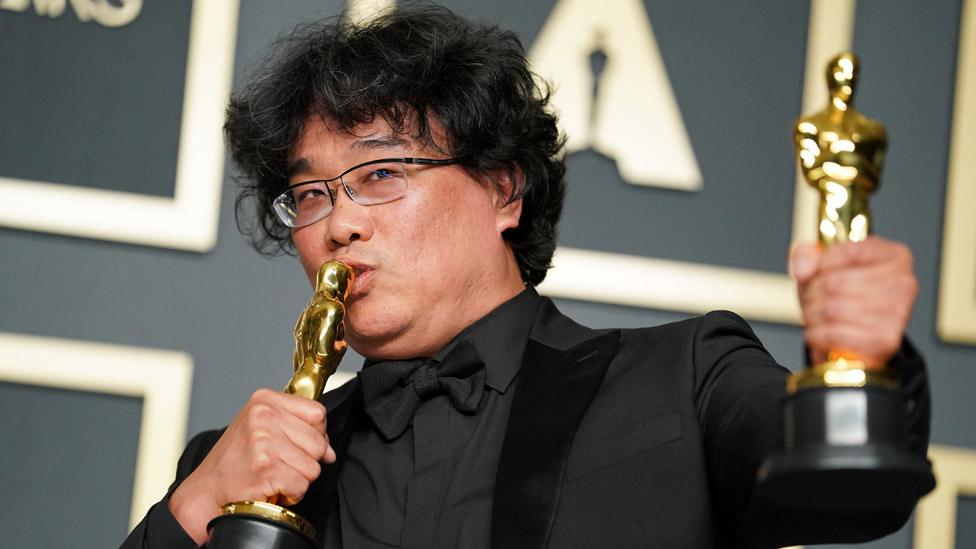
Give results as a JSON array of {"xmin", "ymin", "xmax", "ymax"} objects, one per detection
[{"xmin": 334, "ymin": 258, "xmax": 374, "ymax": 297}]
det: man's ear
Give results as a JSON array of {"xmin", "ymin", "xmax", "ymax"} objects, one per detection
[{"xmin": 491, "ymin": 165, "xmax": 523, "ymax": 233}]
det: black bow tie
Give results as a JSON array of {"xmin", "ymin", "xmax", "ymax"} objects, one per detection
[{"xmin": 358, "ymin": 339, "xmax": 486, "ymax": 440}]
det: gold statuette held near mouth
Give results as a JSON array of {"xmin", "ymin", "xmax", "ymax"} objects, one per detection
[
  {"xmin": 209, "ymin": 260, "xmax": 354, "ymax": 547},
  {"xmin": 285, "ymin": 260, "xmax": 355, "ymax": 400}
]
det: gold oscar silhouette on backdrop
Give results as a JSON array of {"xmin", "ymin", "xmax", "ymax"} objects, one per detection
[
  {"xmin": 207, "ymin": 260, "xmax": 354, "ymax": 549},
  {"xmin": 756, "ymin": 52, "xmax": 934, "ymax": 513}
]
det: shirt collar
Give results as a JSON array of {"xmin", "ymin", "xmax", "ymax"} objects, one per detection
[{"xmin": 443, "ymin": 287, "xmax": 542, "ymax": 393}]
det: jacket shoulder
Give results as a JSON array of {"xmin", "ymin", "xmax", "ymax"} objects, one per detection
[{"xmin": 617, "ymin": 309, "xmax": 761, "ymax": 356}]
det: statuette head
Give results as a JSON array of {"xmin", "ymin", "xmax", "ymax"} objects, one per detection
[
  {"xmin": 826, "ymin": 52, "xmax": 859, "ymax": 108},
  {"xmin": 316, "ymin": 260, "xmax": 353, "ymax": 302}
]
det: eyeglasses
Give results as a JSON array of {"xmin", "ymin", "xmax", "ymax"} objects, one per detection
[{"xmin": 272, "ymin": 157, "xmax": 460, "ymax": 228}]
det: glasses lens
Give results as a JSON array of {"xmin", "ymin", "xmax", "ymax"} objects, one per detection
[
  {"xmin": 274, "ymin": 182, "xmax": 333, "ymax": 228},
  {"xmin": 343, "ymin": 162, "xmax": 407, "ymax": 205},
  {"xmin": 273, "ymin": 162, "xmax": 412, "ymax": 228}
]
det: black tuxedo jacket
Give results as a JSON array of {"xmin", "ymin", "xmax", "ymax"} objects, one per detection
[{"xmin": 123, "ymin": 299, "xmax": 929, "ymax": 548}]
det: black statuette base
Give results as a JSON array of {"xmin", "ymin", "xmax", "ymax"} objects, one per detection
[
  {"xmin": 756, "ymin": 385, "xmax": 934, "ymax": 512},
  {"xmin": 207, "ymin": 513, "xmax": 316, "ymax": 549}
]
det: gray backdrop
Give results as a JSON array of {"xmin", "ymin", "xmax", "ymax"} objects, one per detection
[{"xmin": 0, "ymin": 1, "xmax": 973, "ymax": 548}]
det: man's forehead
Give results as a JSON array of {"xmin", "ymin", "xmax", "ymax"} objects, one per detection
[
  {"xmin": 302, "ymin": 115, "xmax": 417, "ymax": 150},
  {"xmin": 286, "ymin": 131, "xmax": 405, "ymax": 178},
  {"xmin": 287, "ymin": 115, "xmax": 446, "ymax": 176}
]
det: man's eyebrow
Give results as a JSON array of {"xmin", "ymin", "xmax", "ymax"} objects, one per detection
[
  {"xmin": 286, "ymin": 135, "xmax": 411, "ymax": 179},
  {"xmin": 350, "ymin": 135, "xmax": 411, "ymax": 151},
  {"xmin": 286, "ymin": 157, "xmax": 310, "ymax": 179}
]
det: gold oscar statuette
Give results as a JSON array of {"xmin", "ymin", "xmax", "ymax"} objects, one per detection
[
  {"xmin": 207, "ymin": 260, "xmax": 354, "ymax": 549},
  {"xmin": 792, "ymin": 51, "xmax": 891, "ymax": 390},
  {"xmin": 755, "ymin": 52, "xmax": 934, "ymax": 513}
]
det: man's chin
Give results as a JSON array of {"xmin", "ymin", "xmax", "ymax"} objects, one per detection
[{"xmin": 344, "ymin": 314, "xmax": 409, "ymax": 357}]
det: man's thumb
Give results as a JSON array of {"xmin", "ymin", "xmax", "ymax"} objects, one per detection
[{"xmin": 790, "ymin": 242, "xmax": 820, "ymax": 283}]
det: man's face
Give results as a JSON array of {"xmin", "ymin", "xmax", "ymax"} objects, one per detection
[{"xmin": 288, "ymin": 115, "xmax": 524, "ymax": 360}]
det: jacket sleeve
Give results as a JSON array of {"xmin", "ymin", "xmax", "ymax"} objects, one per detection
[
  {"xmin": 691, "ymin": 310, "xmax": 930, "ymax": 548},
  {"xmin": 119, "ymin": 429, "xmax": 224, "ymax": 549}
]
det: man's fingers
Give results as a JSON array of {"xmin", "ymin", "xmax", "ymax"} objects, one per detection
[
  {"xmin": 800, "ymin": 291, "xmax": 906, "ymax": 330},
  {"xmin": 801, "ymin": 265, "xmax": 916, "ymax": 310},
  {"xmin": 240, "ymin": 389, "xmax": 324, "ymax": 434},
  {"xmin": 807, "ymin": 306, "xmax": 907, "ymax": 345},
  {"xmin": 817, "ymin": 294, "xmax": 912, "ymax": 330},
  {"xmin": 279, "ymin": 411, "xmax": 333, "ymax": 462},
  {"xmin": 266, "ymin": 464, "xmax": 313, "ymax": 507},
  {"xmin": 816, "ymin": 262, "xmax": 917, "ymax": 298},
  {"xmin": 233, "ymin": 389, "xmax": 332, "ymax": 492},
  {"xmin": 818, "ymin": 236, "xmax": 913, "ymax": 271},
  {"xmin": 169, "ymin": 387, "xmax": 337, "ymax": 541},
  {"xmin": 273, "ymin": 436, "xmax": 323, "ymax": 482},
  {"xmin": 245, "ymin": 390, "xmax": 331, "ymax": 465},
  {"xmin": 277, "ymin": 392, "xmax": 327, "ymax": 429},
  {"xmin": 798, "ymin": 262, "xmax": 916, "ymax": 313}
]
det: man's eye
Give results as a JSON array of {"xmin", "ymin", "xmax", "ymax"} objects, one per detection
[
  {"xmin": 296, "ymin": 188, "xmax": 328, "ymax": 203},
  {"xmin": 358, "ymin": 164, "xmax": 406, "ymax": 185},
  {"xmin": 365, "ymin": 168, "xmax": 395, "ymax": 182}
]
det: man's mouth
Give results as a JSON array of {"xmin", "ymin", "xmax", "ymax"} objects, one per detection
[{"xmin": 335, "ymin": 258, "xmax": 374, "ymax": 297}]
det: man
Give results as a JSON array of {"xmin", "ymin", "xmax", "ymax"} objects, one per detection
[{"xmin": 122, "ymin": 5, "xmax": 928, "ymax": 548}]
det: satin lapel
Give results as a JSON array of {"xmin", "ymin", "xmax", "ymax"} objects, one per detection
[
  {"xmin": 491, "ymin": 329, "xmax": 620, "ymax": 549},
  {"xmin": 292, "ymin": 377, "xmax": 363, "ymax": 548}
]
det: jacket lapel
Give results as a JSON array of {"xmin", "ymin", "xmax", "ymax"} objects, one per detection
[{"xmin": 492, "ymin": 301, "xmax": 620, "ymax": 549}]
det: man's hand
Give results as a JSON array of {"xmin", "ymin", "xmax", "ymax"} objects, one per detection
[
  {"xmin": 791, "ymin": 236, "xmax": 918, "ymax": 370},
  {"xmin": 168, "ymin": 389, "xmax": 336, "ymax": 544}
]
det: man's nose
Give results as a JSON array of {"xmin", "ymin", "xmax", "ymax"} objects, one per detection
[{"xmin": 325, "ymin": 185, "xmax": 373, "ymax": 248}]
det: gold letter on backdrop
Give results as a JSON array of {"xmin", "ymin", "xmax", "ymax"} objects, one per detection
[
  {"xmin": 538, "ymin": 0, "xmax": 857, "ymax": 324},
  {"xmin": 0, "ymin": 0, "xmax": 143, "ymax": 27},
  {"xmin": 529, "ymin": 0, "xmax": 702, "ymax": 191},
  {"xmin": 938, "ymin": 0, "xmax": 976, "ymax": 345},
  {"xmin": 914, "ymin": 445, "xmax": 976, "ymax": 548}
]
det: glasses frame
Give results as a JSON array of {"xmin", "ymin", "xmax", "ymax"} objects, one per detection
[{"xmin": 273, "ymin": 157, "xmax": 461, "ymax": 228}]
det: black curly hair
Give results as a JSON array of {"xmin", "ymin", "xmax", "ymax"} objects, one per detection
[{"xmin": 225, "ymin": 3, "xmax": 565, "ymax": 285}]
